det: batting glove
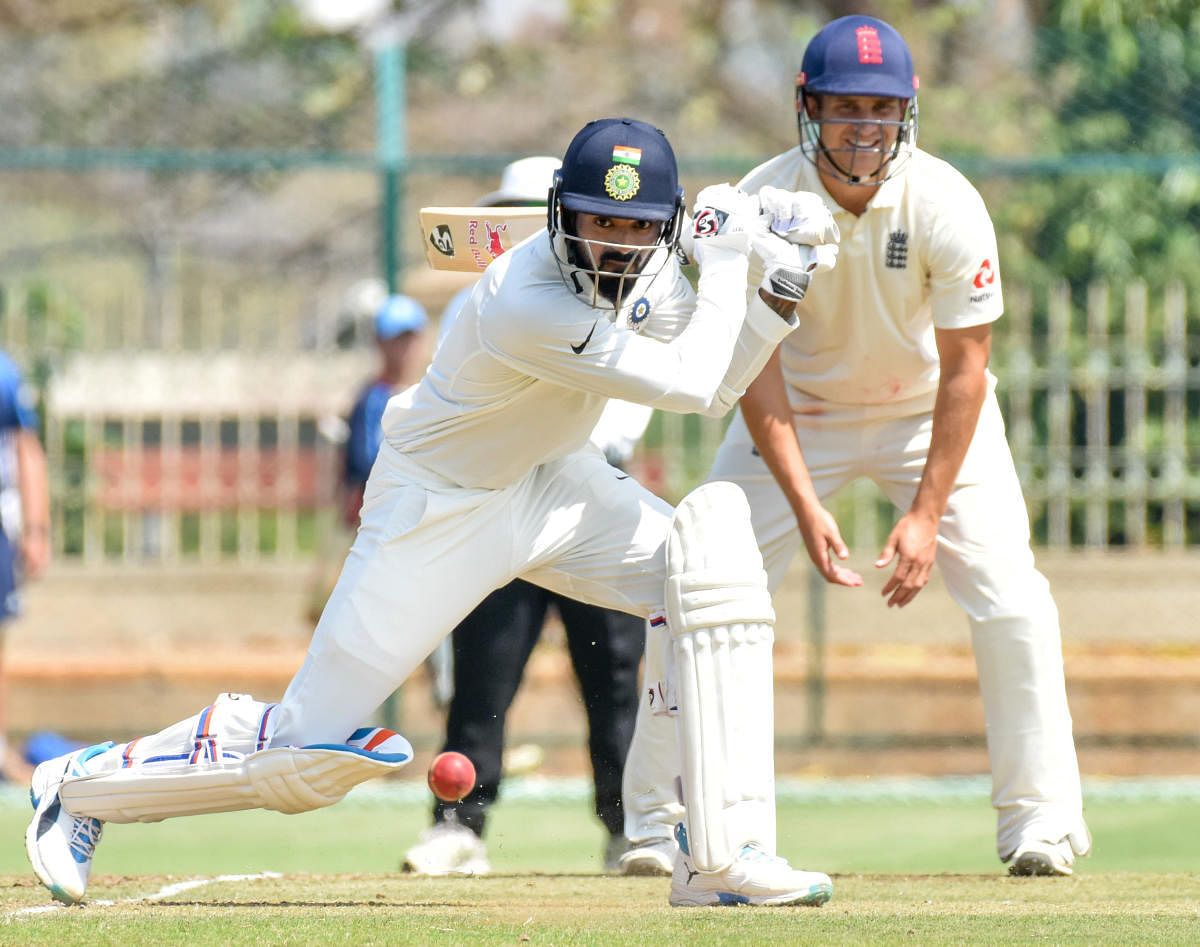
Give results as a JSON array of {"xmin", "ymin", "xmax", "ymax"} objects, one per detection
[
  {"xmin": 752, "ymin": 231, "xmax": 839, "ymax": 302},
  {"xmin": 689, "ymin": 183, "xmax": 763, "ymax": 256},
  {"xmin": 758, "ymin": 185, "xmax": 840, "ymax": 247}
]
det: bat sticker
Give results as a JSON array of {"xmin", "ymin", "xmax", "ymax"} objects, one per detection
[{"xmin": 429, "ymin": 225, "xmax": 454, "ymax": 257}]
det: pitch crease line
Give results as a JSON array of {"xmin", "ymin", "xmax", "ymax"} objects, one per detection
[{"xmin": 7, "ymin": 870, "xmax": 282, "ymax": 919}]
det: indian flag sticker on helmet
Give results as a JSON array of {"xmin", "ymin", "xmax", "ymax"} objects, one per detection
[
  {"xmin": 612, "ymin": 145, "xmax": 642, "ymax": 166},
  {"xmin": 604, "ymin": 164, "xmax": 640, "ymax": 201}
]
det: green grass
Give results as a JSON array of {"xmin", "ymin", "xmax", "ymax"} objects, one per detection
[{"xmin": 2, "ymin": 780, "xmax": 1198, "ymax": 944}]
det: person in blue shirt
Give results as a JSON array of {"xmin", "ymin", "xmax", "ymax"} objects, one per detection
[
  {"xmin": 342, "ymin": 295, "xmax": 429, "ymax": 526},
  {"xmin": 0, "ymin": 351, "xmax": 49, "ymax": 780}
]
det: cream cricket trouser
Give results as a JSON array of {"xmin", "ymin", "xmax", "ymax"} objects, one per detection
[
  {"xmin": 625, "ymin": 393, "xmax": 1087, "ymax": 861},
  {"xmin": 70, "ymin": 442, "xmax": 678, "ymax": 812},
  {"xmin": 272, "ymin": 441, "xmax": 675, "ymax": 747}
]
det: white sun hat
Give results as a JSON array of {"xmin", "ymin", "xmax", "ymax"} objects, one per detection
[{"xmin": 477, "ymin": 155, "xmax": 562, "ymax": 206}]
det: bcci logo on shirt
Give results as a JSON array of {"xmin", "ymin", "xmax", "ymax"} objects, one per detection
[{"xmin": 628, "ymin": 296, "xmax": 650, "ymax": 330}]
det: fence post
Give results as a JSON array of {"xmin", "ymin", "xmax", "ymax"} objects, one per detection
[
  {"xmin": 1046, "ymin": 282, "xmax": 1072, "ymax": 546},
  {"xmin": 1005, "ymin": 286, "xmax": 1034, "ymax": 490},
  {"xmin": 1084, "ymin": 282, "xmax": 1110, "ymax": 547},
  {"xmin": 374, "ymin": 41, "xmax": 406, "ymax": 293},
  {"xmin": 1161, "ymin": 282, "xmax": 1187, "ymax": 546},
  {"xmin": 1123, "ymin": 282, "xmax": 1148, "ymax": 546}
]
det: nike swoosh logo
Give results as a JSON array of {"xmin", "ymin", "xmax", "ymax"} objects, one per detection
[
  {"xmin": 615, "ymin": 474, "xmax": 629, "ymax": 480},
  {"xmin": 571, "ymin": 320, "xmax": 599, "ymax": 354}
]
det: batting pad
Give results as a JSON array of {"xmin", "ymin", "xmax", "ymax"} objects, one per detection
[
  {"xmin": 59, "ymin": 740, "xmax": 412, "ymax": 824},
  {"xmin": 666, "ymin": 481, "xmax": 778, "ymax": 872}
]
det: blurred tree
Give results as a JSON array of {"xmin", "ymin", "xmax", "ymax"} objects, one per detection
[
  {"xmin": 985, "ymin": 0, "xmax": 1200, "ymax": 544},
  {"xmin": 992, "ymin": 2, "xmax": 1200, "ymax": 303}
]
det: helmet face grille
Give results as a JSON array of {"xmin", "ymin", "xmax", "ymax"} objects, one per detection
[
  {"xmin": 797, "ymin": 100, "xmax": 919, "ymax": 187},
  {"xmin": 549, "ymin": 208, "xmax": 678, "ymax": 311}
]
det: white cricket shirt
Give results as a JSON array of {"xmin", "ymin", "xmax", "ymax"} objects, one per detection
[
  {"xmin": 740, "ymin": 146, "xmax": 1003, "ymax": 418},
  {"xmin": 383, "ymin": 230, "xmax": 792, "ymax": 488},
  {"xmin": 435, "ymin": 278, "xmax": 653, "ymax": 466}
]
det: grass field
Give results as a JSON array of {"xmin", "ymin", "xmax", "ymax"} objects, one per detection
[{"xmin": 2, "ymin": 778, "xmax": 1198, "ymax": 944}]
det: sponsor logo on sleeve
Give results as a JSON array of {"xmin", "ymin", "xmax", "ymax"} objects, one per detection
[{"xmin": 970, "ymin": 258, "xmax": 997, "ymax": 303}]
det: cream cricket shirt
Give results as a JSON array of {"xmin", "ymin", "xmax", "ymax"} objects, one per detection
[
  {"xmin": 383, "ymin": 230, "xmax": 792, "ymax": 489},
  {"xmin": 740, "ymin": 146, "xmax": 1004, "ymax": 419}
]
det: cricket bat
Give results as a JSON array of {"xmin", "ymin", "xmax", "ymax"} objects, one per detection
[{"xmin": 418, "ymin": 206, "xmax": 546, "ymax": 272}]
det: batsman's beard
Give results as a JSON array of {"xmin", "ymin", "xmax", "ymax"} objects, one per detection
[
  {"xmin": 565, "ymin": 240, "xmax": 652, "ymax": 308},
  {"xmin": 593, "ymin": 249, "xmax": 649, "ymax": 307}
]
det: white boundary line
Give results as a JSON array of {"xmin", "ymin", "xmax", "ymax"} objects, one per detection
[{"xmin": 6, "ymin": 871, "xmax": 281, "ymax": 921}]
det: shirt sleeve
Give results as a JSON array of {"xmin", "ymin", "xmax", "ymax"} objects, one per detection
[
  {"xmin": 479, "ymin": 246, "xmax": 759, "ymax": 415},
  {"xmin": 0, "ymin": 357, "xmax": 37, "ymax": 432},
  {"xmin": 926, "ymin": 181, "xmax": 1004, "ymax": 330}
]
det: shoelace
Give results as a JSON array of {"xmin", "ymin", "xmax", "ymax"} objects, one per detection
[
  {"xmin": 739, "ymin": 845, "xmax": 789, "ymax": 868},
  {"xmin": 68, "ymin": 817, "xmax": 103, "ymax": 864}
]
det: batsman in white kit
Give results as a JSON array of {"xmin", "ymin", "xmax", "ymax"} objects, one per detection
[
  {"xmin": 621, "ymin": 16, "xmax": 1092, "ymax": 880},
  {"xmin": 26, "ymin": 117, "xmax": 841, "ymax": 907}
]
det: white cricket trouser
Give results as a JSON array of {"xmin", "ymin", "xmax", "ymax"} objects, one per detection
[
  {"xmin": 626, "ymin": 393, "xmax": 1087, "ymax": 860},
  {"xmin": 273, "ymin": 440, "xmax": 675, "ymax": 747},
  {"xmin": 105, "ymin": 441, "xmax": 674, "ymax": 772}
]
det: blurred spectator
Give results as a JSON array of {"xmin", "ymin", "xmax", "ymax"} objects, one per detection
[
  {"xmin": 342, "ymin": 295, "xmax": 429, "ymax": 526},
  {"xmin": 0, "ymin": 350, "xmax": 49, "ymax": 782}
]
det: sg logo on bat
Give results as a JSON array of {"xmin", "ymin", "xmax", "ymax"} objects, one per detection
[{"xmin": 429, "ymin": 225, "xmax": 454, "ymax": 257}]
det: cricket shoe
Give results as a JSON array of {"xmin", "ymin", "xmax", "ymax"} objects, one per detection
[
  {"xmin": 1008, "ymin": 838, "xmax": 1078, "ymax": 876},
  {"xmin": 344, "ymin": 727, "xmax": 413, "ymax": 761},
  {"xmin": 617, "ymin": 835, "xmax": 677, "ymax": 876},
  {"xmin": 603, "ymin": 834, "xmax": 629, "ymax": 872},
  {"xmin": 669, "ymin": 823, "xmax": 832, "ymax": 907},
  {"xmin": 26, "ymin": 743, "xmax": 113, "ymax": 905},
  {"xmin": 402, "ymin": 820, "xmax": 491, "ymax": 876}
]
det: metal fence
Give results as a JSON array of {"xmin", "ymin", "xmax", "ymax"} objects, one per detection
[
  {"xmin": 2, "ymin": 270, "xmax": 1196, "ymax": 564},
  {"xmin": 642, "ymin": 278, "xmax": 1200, "ymax": 550},
  {"xmin": 1, "ymin": 268, "xmax": 376, "ymax": 564}
]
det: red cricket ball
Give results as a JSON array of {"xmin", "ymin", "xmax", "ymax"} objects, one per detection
[{"xmin": 427, "ymin": 751, "xmax": 476, "ymax": 802}]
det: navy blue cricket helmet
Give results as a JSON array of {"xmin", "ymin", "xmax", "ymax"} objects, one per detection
[
  {"xmin": 796, "ymin": 16, "xmax": 919, "ymax": 185},
  {"xmin": 548, "ymin": 118, "xmax": 685, "ymax": 308},
  {"xmin": 553, "ymin": 117, "xmax": 684, "ymax": 223}
]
